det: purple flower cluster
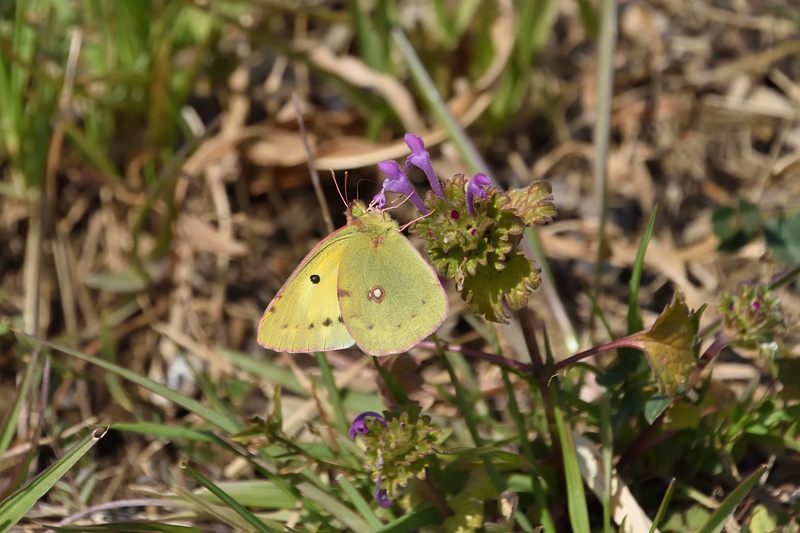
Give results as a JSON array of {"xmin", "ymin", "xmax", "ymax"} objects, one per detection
[
  {"xmin": 349, "ymin": 411, "xmax": 392, "ymax": 508},
  {"xmin": 372, "ymin": 133, "xmax": 491, "ymax": 216}
]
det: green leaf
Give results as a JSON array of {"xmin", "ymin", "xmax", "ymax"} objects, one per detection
[
  {"xmin": 711, "ymin": 199, "xmax": 762, "ymax": 250},
  {"xmin": 748, "ymin": 504, "xmax": 778, "ymax": 532},
  {"xmin": 643, "ymin": 394, "xmax": 671, "ymax": 424},
  {"xmin": 0, "ymin": 429, "xmax": 104, "ymax": 530},
  {"xmin": 624, "ymin": 293, "xmax": 699, "ymax": 396},
  {"xmin": 764, "ymin": 211, "xmax": 800, "ymax": 265},
  {"xmin": 697, "ymin": 465, "xmax": 767, "ymax": 533}
]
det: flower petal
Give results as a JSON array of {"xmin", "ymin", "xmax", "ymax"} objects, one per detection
[
  {"xmin": 404, "ymin": 133, "xmax": 444, "ymax": 198},
  {"xmin": 348, "ymin": 411, "xmax": 386, "ymax": 439},
  {"xmin": 466, "ymin": 173, "xmax": 492, "ymax": 215}
]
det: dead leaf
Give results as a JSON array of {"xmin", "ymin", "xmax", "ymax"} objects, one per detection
[{"xmin": 178, "ymin": 215, "xmax": 249, "ymax": 256}]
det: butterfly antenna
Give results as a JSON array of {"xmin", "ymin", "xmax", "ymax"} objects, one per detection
[
  {"xmin": 344, "ymin": 171, "xmax": 350, "ymax": 203},
  {"xmin": 330, "ymin": 169, "xmax": 347, "ymax": 208},
  {"xmin": 356, "ymin": 177, "xmax": 378, "ymax": 207},
  {"xmin": 400, "ymin": 207, "xmax": 435, "ymax": 231}
]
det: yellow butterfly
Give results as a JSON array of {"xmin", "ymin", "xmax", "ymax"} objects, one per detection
[{"xmin": 257, "ymin": 201, "xmax": 447, "ymax": 355}]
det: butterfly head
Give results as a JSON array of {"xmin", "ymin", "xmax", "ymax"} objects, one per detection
[{"xmin": 346, "ymin": 199, "xmax": 398, "ymax": 231}]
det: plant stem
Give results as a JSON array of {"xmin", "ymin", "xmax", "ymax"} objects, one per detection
[
  {"xmin": 590, "ymin": 0, "xmax": 617, "ymax": 333},
  {"xmin": 393, "ymin": 23, "xmax": 579, "ymax": 353}
]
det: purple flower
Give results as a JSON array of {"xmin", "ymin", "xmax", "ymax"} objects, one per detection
[
  {"xmin": 466, "ymin": 173, "xmax": 491, "ymax": 215},
  {"xmin": 348, "ymin": 411, "xmax": 386, "ymax": 439},
  {"xmin": 374, "ymin": 476, "xmax": 392, "ymax": 508},
  {"xmin": 404, "ymin": 133, "xmax": 444, "ymax": 199},
  {"xmin": 372, "ymin": 161, "xmax": 428, "ymax": 214}
]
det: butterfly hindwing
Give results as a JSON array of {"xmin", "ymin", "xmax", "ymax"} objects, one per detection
[
  {"xmin": 257, "ymin": 227, "xmax": 356, "ymax": 353},
  {"xmin": 337, "ymin": 225, "xmax": 447, "ymax": 355}
]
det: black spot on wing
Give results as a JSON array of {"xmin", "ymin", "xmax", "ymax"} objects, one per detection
[
  {"xmin": 323, "ymin": 318, "xmax": 333, "ymax": 327},
  {"xmin": 308, "ymin": 323, "xmax": 315, "ymax": 329},
  {"xmin": 338, "ymin": 315, "xmax": 344, "ymax": 323},
  {"xmin": 310, "ymin": 274, "xmax": 321, "ymax": 284}
]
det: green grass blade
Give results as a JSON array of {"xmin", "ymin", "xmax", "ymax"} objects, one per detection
[
  {"xmin": 55, "ymin": 523, "xmax": 203, "ymax": 532},
  {"xmin": 111, "ymin": 422, "xmax": 216, "ymax": 443},
  {"xmin": 500, "ymin": 370, "xmax": 556, "ymax": 533},
  {"xmin": 600, "ymin": 397, "xmax": 613, "ymax": 533},
  {"xmin": 518, "ymin": 0, "xmax": 558, "ymax": 59},
  {"xmin": 590, "ymin": 0, "xmax": 617, "ymax": 319},
  {"xmin": 192, "ymin": 480, "xmax": 297, "ymax": 510},
  {"xmin": 376, "ymin": 505, "xmax": 442, "ymax": 532},
  {"xmin": 390, "ymin": 25, "xmax": 489, "ymax": 175},
  {"xmin": 186, "ymin": 357, "xmax": 241, "ymax": 431},
  {"xmin": 315, "ymin": 351, "xmax": 349, "ymax": 436},
  {"xmin": 337, "ymin": 475, "xmax": 383, "ymax": 530},
  {"xmin": 61, "ymin": 121, "xmax": 123, "ymax": 186},
  {"xmin": 99, "ymin": 320, "xmax": 134, "ymax": 412},
  {"xmin": 553, "ymin": 399, "xmax": 591, "ymax": 532},
  {"xmin": 297, "ymin": 481, "xmax": 372, "ymax": 533},
  {"xmin": 393, "ymin": 21, "xmax": 579, "ymax": 353},
  {"xmin": 0, "ymin": 350, "xmax": 36, "ymax": 459},
  {"xmin": 371, "ymin": 356, "xmax": 409, "ymax": 406},
  {"xmin": 628, "ymin": 207, "xmax": 658, "ymax": 333},
  {"xmin": 175, "ymin": 486, "xmax": 254, "ymax": 531},
  {"xmin": 697, "ymin": 465, "xmax": 768, "ymax": 533},
  {"xmin": 649, "ymin": 478, "xmax": 676, "ymax": 533},
  {"xmin": 181, "ymin": 463, "xmax": 274, "ymax": 533},
  {"xmin": 219, "ymin": 349, "xmax": 306, "ymax": 395},
  {"xmin": 346, "ymin": 0, "xmax": 388, "ymax": 71},
  {"xmin": 0, "ymin": 428, "xmax": 104, "ymax": 529},
  {"xmin": 440, "ymin": 349, "xmax": 505, "ymax": 489},
  {"xmin": 18, "ymin": 332, "xmax": 239, "ymax": 433}
]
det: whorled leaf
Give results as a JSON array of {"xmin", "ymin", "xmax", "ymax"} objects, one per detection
[
  {"xmin": 414, "ymin": 175, "xmax": 542, "ymax": 322},
  {"xmin": 460, "ymin": 252, "xmax": 541, "ymax": 322},
  {"xmin": 508, "ymin": 181, "xmax": 557, "ymax": 227},
  {"xmin": 624, "ymin": 293, "xmax": 700, "ymax": 396}
]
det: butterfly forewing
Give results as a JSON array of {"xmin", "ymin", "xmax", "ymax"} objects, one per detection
[
  {"xmin": 337, "ymin": 227, "xmax": 447, "ymax": 355},
  {"xmin": 258, "ymin": 227, "xmax": 356, "ymax": 353}
]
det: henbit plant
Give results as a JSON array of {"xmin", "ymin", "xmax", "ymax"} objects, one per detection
[
  {"xmin": 277, "ymin": 133, "xmax": 793, "ymax": 528},
  {"xmin": 4, "ymin": 1, "xmax": 799, "ymax": 529},
  {"xmin": 6, "ymin": 136, "xmax": 796, "ymax": 531}
]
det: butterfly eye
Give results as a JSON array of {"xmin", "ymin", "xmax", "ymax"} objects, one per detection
[{"xmin": 310, "ymin": 274, "xmax": 321, "ymax": 284}]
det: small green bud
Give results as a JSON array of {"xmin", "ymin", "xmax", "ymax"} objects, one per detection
[{"xmin": 720, "ymin": 284, "xmax": 785, "ymax": 353}]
